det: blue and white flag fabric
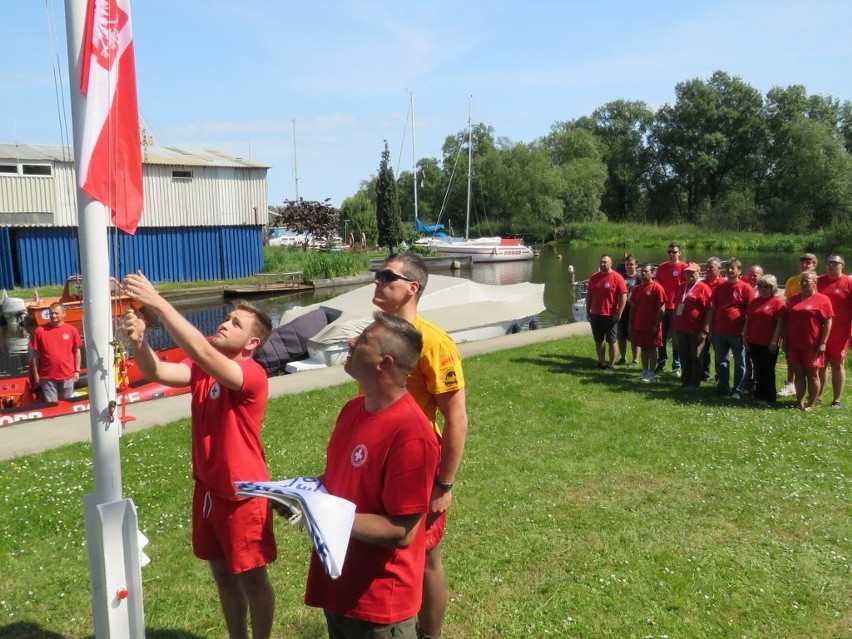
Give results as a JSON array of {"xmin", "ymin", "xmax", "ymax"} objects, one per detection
[{"xmin": 235, "ymin": 477, "xmax": 355, "ymax": 579}]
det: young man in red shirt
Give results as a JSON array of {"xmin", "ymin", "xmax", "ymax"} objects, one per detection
[
  {"xmin": 305, "ymin": 311, "xmax": 440, "ymax": 639},
  {"xmin": 586, "ymin": 255, "xmax": 628, "ymax": 372},
  {"xmin": 655, "ymin": 242, "xmax": 687, "ymax": 376},
  {"xmin": 122, "ymin": 272, "xmax": 276, "ymax": 639},
  {"xmin": 704, "ymin": 258, "xmax": 754, "ymax": 399},
  {"xmin": 30, "ymin": 302, "xmax": 82, "ymax": 402}
]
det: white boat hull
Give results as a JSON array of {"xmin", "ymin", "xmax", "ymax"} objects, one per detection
[
  {"xmin": 418, "ymin": 237, "xmax": 535, "ymax": 263},
  {"xmin": 281, "ymin": 274, "xmax": 544, "ymax": 373}
]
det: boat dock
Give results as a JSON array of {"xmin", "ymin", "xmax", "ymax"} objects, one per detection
[{"xmin": 223, "ymin": 271, "xmax": 312, "ymax": 298}]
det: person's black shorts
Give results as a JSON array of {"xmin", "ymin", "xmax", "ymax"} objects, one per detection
[
  {"xmin": 590, "ymin": 314, "xmax": 618, "ymax": 343},
  {"xmin": 616, "ymin": 305, "xmax": 632, "ymax": 341}
]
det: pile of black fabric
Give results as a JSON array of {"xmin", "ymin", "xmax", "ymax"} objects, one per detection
[{"xmin": 254, "ymin": 308, "xmax": 329, "ymax": 376}]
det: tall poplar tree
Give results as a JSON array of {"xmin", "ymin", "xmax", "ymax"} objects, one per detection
[{"xmin": 375, "ymin": 141, "xmax": 403, "ymax": 250}]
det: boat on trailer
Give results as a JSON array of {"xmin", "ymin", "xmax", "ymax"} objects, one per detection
[{"xmin": 257, "ymin": 274, "xmax": 545, "ymax": 374}]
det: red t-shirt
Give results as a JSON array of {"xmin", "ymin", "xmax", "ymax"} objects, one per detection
[
  {"xmin": 702, "ymin": 277, "xmax": 723, "ymax": 293},
  {"xmin": 30, "ymin": 323, "xmax": 82, "ymax": 380},
  {"xmin": 817, "ymin": 274, "xmax": 852, "ymax": 329},
  {"xmin": 672, "ymin": 280, "xmax": 713, "ymax": 333},
  {"xmin": 786, "ymin": 292, "xmax": 834, "ymax": 351},
  {"xmin": 629, "ymin": 281, "xmax": 666, "ymax": 330},
  {"xmin": 656, "ymin": 260, "xmax": 686, "ymax": 309},
  {"xmin": 711, "ymin": 280, "xmax": 754, "ymax": 335},
  {"xmin": 587, "ymin": 270, "xmax": 627, "ymax": 316},
  {"xmin": 745, "ymin": 296, "xmax": 786, "ymax": 346},
  {"xmin": 190, "ymin": 358, "xmax": 270, "ymax": 499},
  {"xmin": 305, "ymin": 393, "xmax": 440, "ymax": 625}
]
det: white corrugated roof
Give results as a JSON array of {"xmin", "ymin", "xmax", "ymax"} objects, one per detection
[{"xmin": 0, "ymin": 143, "xmax": 269, "ymax": 169}]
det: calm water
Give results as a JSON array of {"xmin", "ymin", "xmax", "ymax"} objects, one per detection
[{"xmin": 0, "ymin": 246, "xmax": 810, "ymax": 378}]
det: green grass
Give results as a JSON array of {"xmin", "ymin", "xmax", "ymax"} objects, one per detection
[
  {"xmin": 0, "ymin": 337, "xmax": 849, "ymax": 638},
  {"xmin": 562, "ymin": 221, "xmax": 846, "ymax": 255}
]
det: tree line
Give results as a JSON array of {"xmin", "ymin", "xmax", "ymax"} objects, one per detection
[{"xmin": 335, "ymin": 70, "xmax": 852, "ymax": 245}]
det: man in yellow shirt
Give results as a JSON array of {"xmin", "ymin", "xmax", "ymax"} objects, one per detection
[{"xmin": 372, "ymin": 252, "xmax": 468, "ymax": 639}]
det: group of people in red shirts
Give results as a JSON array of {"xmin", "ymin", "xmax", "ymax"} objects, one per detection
[{"xmin": 586, "ymin": 243, "xmax": 851, "ymax": 410}]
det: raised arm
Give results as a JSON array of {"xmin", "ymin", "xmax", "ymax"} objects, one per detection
[{"xmin": 122, "ymin": 271, "xmax": 244, "ymax": 390}]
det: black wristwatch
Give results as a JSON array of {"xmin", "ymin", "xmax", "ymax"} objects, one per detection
[{"xmin": 435, "ymin": 479, "xmax": 454, "ymax": 491}]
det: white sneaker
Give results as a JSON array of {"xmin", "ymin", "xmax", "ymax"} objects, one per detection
[{"xmin": 779, "ymin": 382, "xmax": 795, "ymax": 397}]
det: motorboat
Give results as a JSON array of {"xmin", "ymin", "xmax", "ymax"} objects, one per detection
[
  {"xmin": 0, "ymin": 345, "xmax": 190, "ymax": 426},
  {"xmin": 1, "ymin": 290, "xmax": 28, "ymax": 326},
  {"xmin": 259, "ymin": 274, "xmax": 545, "ymax": 374},
  {"xmin": 26, "ymin": 275, "xmax": 136, "ymax": 326}
]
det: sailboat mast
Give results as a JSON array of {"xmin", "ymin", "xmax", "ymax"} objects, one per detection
[
  {"xmin": 411, "ymin": 92, "xmax": 419, "ymax": 222},
  {"xmin": 465, "ymin": 95, "xmax": 472, "ymax": 241},
  {"xmin": 292, "ymin": 117, "xmax": 300, "ymax": 201}
]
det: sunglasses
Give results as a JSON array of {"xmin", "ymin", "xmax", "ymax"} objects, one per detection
[
  {"xmin": 375, "ymin": 269, "xmax": 415, "ymax": 284},
  {"xmin": 827, "ymin": 260, "xmax": 844, "ymax": 266},
  {"xmin": 667, "ymin": 250, "xmax": 679, "ymax": 254}
]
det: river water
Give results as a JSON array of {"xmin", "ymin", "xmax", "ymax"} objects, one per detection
[{"xmin": 0, "ymin": 245, "xmax": 812, "ymax": 378}]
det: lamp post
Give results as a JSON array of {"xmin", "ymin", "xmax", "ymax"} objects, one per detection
[{"xmin": 344, "ymin": 218, "xmax": 349, "ymax": 246}]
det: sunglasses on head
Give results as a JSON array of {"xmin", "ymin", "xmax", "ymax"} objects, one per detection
[{"xmin": 375, "ymin": 269, "xmax": 415, "ymax": 284}]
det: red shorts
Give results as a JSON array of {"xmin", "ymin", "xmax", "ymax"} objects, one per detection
[
  {"xmin": 825, "ymin": 329, "xmax": 850, "ymax": 361},
  {"xmin": 192, "ymin": 483, "xmax": 277, "ymax": 573},
  {"xmin": 787, "ymin": 347, "xmax": 825, "ymax": 369},
  {"xmin": 633, "ymin": 328, "xmax": 662, "ymax": 350},
  {"xmin": 424, "ymin": 510, "xmax": 448, "ymax": 551}
]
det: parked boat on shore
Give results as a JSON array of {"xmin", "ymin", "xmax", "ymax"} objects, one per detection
[{"xmin": 257, "ymin": 274, "xmax": 545, "ymax": 374}]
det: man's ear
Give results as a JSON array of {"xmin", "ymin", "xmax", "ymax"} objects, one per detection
[
  {"xmin": 247, "ymin": 335, "xmax": 261, "ymax": 351},
  {"xmin": 378, "ymin": 354, "xmax": 394, "ymax": 371}
]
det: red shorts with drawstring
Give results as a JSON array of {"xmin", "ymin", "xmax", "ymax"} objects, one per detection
[
  {"xmin": 424, "ymin": 511, "xmax": 448, "ymax": 551},
  {"xmin": 192, "ymin": 482, "xmax": 277, "ymax": 573},
  {"xmin": 825, "ymin": 329, "xmax": 850, "ymax": 361}
]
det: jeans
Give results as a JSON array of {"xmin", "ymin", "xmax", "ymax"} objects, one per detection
[
  {"xmin": 657, "ymin": 309, "xmax": 680, "ymax": 370},
  {"xmin": 714, "ymin": 333, "xmax": 746, "ymax": 394}
]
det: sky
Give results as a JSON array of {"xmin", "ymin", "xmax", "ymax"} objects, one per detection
[{"xmin": 3, "ymin": 0, "xmax": 852, "ymax": 210}]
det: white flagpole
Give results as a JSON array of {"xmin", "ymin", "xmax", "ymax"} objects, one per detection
[{"xmin": 64, "ymin": 1, "xmax": 145, "ymax": 636}]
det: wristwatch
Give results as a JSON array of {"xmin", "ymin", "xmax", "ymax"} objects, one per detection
[{"xmin": 435, "ymin": 479, "xmax": 454, "ymax": 491}]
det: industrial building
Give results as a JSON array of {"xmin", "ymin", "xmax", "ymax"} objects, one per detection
[{"xmin": 0, "ymin": 143, "xmax": 269, "ymax": 289}]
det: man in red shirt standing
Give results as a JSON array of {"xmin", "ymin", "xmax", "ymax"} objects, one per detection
[
  {"xmin": 816, "ymin": 254, "xmax": 852, "ymax": 408},
  {"xmin": 305, "ymin": 311, "xmax": 439, "ymax": 639},
  {"xmin": 30, "ymin": 302, "xmax": 82, "ymax": 402},
  {"xmin": 122, "ymin": 272, "xmax": 277, "ymax": 639},
  {"xmin": 586, "ymin": 255, "xmax": 627, "ymax": 372},
  {"xmin": 704, "ymin": 258, "xmax": 754, "ymax": 399},
  {"xmin": 629, "ymin": 264, "xmax": 666, "ymax": 382},
  {"xmin": 655, "ymin": 242, "xmax": 687, "ymax": 377},
  {"xmin": 673, "ymin": 263, "xmax": 713, "ymax": 389}
]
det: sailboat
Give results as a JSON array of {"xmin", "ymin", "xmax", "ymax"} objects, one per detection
[{"xmin": 416, "ymin": 97, "xmax": 535, "ymax": 263}]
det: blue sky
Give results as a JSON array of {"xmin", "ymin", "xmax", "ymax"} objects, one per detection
[{"xmin": 3, "ymin": 0, "xmax": 852, "ymax": 210}]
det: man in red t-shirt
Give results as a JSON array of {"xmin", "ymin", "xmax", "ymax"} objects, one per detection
[
  {"xmin": 816, "ymin": 254, "xmax": 852, "ymax": 408},
  {"xmin": 122, "ymin": 272, "xmax": 276, "ymax": 639},
  {"xmin": 305, "ymin": 312, "xmax": 440, "ymax": 638},
  {"xmin": 655, "ymin": 242, "xmax": 687, "ymax": 376},
  {"xmin": 704, "ymin": 258, "xmax": 754, "ymax": 398},
  {"xmin": 586, "ymin": 255, "xmax": 627, "ymax": 371},
  {"xmin": 29, "ymin": 302, "xmax": 82, "ymax": 402},
  {"xmin": 673, "ymin": 263, "xmax": 713, "ymax": 389},
  {"xmin": 629, "ymin": 264, "xmax": 666, "ymax": 382}
]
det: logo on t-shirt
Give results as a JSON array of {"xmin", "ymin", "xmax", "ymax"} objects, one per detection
[
  {"xmin": 673, "ymin": 270, "xmax": 680, "ymax": 277},
  {"xmin": 351, "ymin": 444, "xmax": 368, "ymax": 467},
  {"xmin": 604, "ymin": 283, "xmax": 611, "ymax": 289},
  {"xmin": 209, "ymin": 383, "xmax": 221, "ymax": 400},
  {"xmin": 444, "ymin": 370, "xmax": 458, "ymax": 387},
  {"xmin": 62, "ymin": 334, "xmax": 70, "ymax": 341}
]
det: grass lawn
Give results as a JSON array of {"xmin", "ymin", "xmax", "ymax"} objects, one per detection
[{"xmin": 0, "ymin": 336, "xmax": 849, "ymax": 638}]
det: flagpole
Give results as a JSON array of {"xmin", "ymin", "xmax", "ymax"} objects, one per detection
[{"xmin": 65, "ymin": 1, "xmax": 145, "ymax": 636}]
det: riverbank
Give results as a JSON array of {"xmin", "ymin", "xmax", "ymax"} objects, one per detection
[{"xmin": 0, "ymin": 322, "xmax": 585, "ymax": 460}]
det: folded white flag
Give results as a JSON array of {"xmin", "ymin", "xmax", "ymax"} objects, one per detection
[{"xmin": 235, "ymin": 477, "xmax": 355, "ymax": 579}]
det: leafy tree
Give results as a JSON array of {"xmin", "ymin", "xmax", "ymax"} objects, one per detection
[
  {"xmin": 540, "ymin": 125, "xmax": 607, "ymax": 223},
  {"xmin": 375, "ymin": 141, "xmax": 403, "ymax": 250},
  {"xmin": 272, "ymin": 198, "xmax": 339, "ymax": 251},
  {"xmin": 651, "ymin": 71, "xmax": 767, "ymax": 219},
  {"xmin": 340, "ymin": 191, "xmax": 378, "ymax": 247}
]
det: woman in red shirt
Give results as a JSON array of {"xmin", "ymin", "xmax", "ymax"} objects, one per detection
[
  {"xmin": 742, "ymin": 275, "xmax": 786, "ymax": 407},
  {"xmin": 785, "ymin": 270, "xmax": 833, "ymax": 411}
]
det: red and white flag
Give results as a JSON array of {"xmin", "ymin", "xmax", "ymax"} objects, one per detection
[{"xmin": 79, "ymin": 0, "xmax": 143, "ymax": 235}]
